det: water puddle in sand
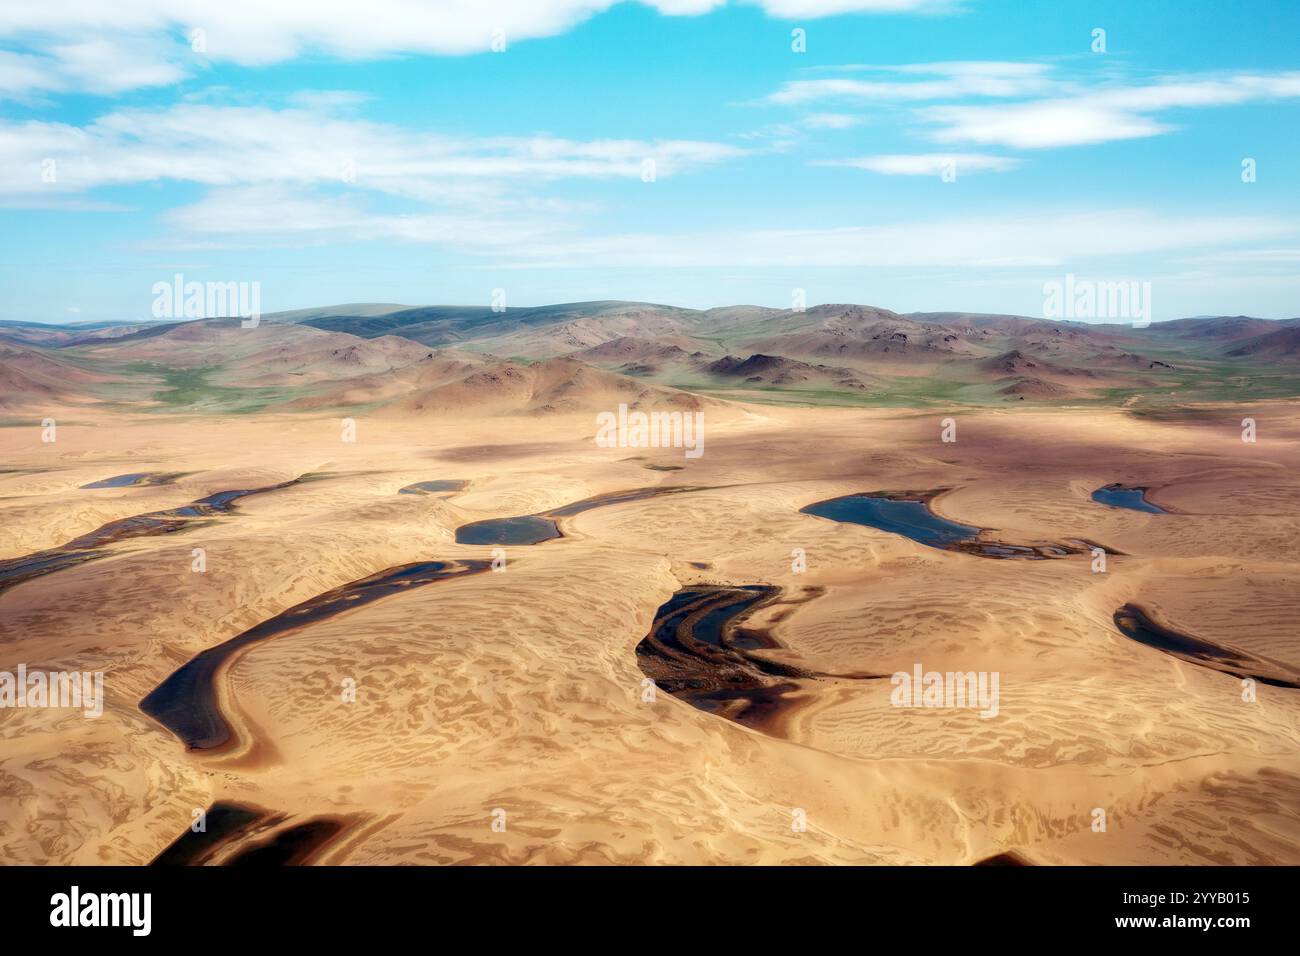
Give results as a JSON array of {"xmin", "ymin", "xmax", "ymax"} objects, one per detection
[
  {"xmin": 456, "ymin": 515, "xmax": 561, "ymax": 546},
  {"xmin": 151, "ymin": 802, "xmax": 280, "ymax": 865},
  {"xmin": 1114, "ymin": 604, "xmax": 1300, "ymax": 689},
  {"xmin": 800, "ymin": 490, "xmax": 1100, "ymax": 559},
  {"xmin": 1092, "ymin": 483, "xmax": 1167, "ymax": 514},
  {"xmin": 140, "ymin": 558, "xmax": 492, "ymax": 751},
  {"xmin": 151, "ymin": 801, "xmax": 351, "ymax": 865},
  {"xmin": 399, "ymin": 480, "xmax": 467, "ymax": 495},
  {"xmin": 636, "ymin": 584, "xmax": 882, "ymax": 734},
  {"xmin": 636, "ymin": 586, "xmax": 809, "ymax": 731},
  {"xmin": 225, "ymin": 817, "xmax": 351, "ymax": 865},
  {"xmin": 802, "ymin": 492, "xmax": 979, "ymax": 547},
  {"xmin": 455, "ymin": 485, "xmax": 708, "ymax": 546},
  {"xmin": 0, "ymin": 476, "xmax": 316, "ymax": 595},
  {"xmin": 82, "ymin": 472, "xmax": 185, "ymax": 489}
]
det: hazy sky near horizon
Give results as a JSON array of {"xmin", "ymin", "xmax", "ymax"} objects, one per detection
[{"xmin": 2, "ymin": 0, "xmax": 1298, "ymax": 324}]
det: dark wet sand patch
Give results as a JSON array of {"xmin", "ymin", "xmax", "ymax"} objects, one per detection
[
  {"xmin": 1092, "ymin": 483, "xmax": 1168, "ymax": 514},
  {"xmin": 801, "ymin": 490, "xmax": 1106, "ymax": 560},
  {"xmin": 82, "ymin": 472, "xmax": 186, "ymax": 489},
  {"xmin": 140, "ymin": 559, "xmax": 492, "ymax": 751},
  {"xmin": 433, "ymin": 441, "xmax": 579, "ymax": 462},
  {"xmin": 455, "ymin": 485, "xmax": 710, "ymax": 546},
  {"xmin": 226, "ymin": 817, "xmax": 352, "ymax": 866},
  {"xmin": 399, "ymin": 479, "xmax": 467, "ymax": 495},
  {"xmin": 974, "ymin": 851, "xmax": 1034, "ymax": 866},
  {"xmin": 1114, "ymin": 604, "xmax": 1300, "ymax": 689},
  {"xmin": 151, "ymin": 801, "xmax": 282, "ymax": 866},
  {"xmin": 0, "ymin": 476, "xmax": 313, "ymax": 594}
]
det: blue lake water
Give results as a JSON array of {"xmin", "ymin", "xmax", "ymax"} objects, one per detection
[
  {"xmin": 800, "ymin": 493, "xmax": 981, "ymax": 549},
  {"xmin": 1091, "ymin": 484, "xmax": 1166, "ymax": 514}
]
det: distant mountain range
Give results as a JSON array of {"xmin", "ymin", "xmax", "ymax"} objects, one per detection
[{"xmin": 3, "ymin": 302, "xmax": 1298, "ymax": 414}]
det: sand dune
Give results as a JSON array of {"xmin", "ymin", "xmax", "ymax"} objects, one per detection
[{"xmin": 2, "ymin": 398, "xmax": 1297, "ymax": 865}]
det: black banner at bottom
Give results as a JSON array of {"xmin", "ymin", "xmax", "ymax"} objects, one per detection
[{"xmin": 0, "ymin": 865, "xmax": 1282, "ymax": 941}]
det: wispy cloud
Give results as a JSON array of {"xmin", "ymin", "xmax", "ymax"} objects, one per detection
[
  {"xmin": 466, "ymin": 210, "xmax": 1297, "ymax": 270},
  {"xmin": 0, "ymin": 41, "xmax": 185, "ymax": 97},
  {"xmin": 923, "ymin": 72, "xmax": 1300, "ymax": 147},
  {"xmin": 773, "ymin": 61, "xmax": 1300, "ymax": 149},
  {"xmin": 815, "ymin": 152, "xmax": 1018, "ymax": 175},
  {"xmin": 801, "ymin": 112, "xmax": 862, "ymax": 129},
  {"xmin": 1, "ymin": 101, "xmax": 744, "ymax": 205},
  {"xmin": 0, "ymin": 0, "xmax": 947, "ymax": 97},
  {"xmin": 770, "ymin": 61, "xmax": 1051, "ymax": 104}
]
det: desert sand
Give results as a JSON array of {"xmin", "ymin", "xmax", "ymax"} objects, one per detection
[{"xmin": 2, "ymin": 397, "xmax": 1298, "ymax": 865}]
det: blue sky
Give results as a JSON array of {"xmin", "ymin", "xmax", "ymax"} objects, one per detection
[{"xmin": 1, "ymin": 0, "xmax": 1298, "ymax": 323}]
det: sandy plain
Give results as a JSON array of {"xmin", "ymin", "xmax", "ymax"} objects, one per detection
[{"xmin": 1, "ymin": 400, "xmax": 1298, "ymax": 865}]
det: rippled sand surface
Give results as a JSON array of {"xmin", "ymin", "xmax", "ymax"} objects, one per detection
[{"xmin": 2, "ymin": 403, "xmax": 1298, "ymax": 865}]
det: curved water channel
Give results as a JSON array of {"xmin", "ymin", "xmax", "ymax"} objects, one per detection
[
  {"xmin": 0, "ymin": 476, "xmax": 318, "ymax": 594},
  {"xmin": 140, "ymin": 558, "xmax": 492, "ymax": 751},
  {"xmin": 455, "ymin": 485, "xmax": 711, "ymax": 546},
  {"xmin": 635, "ymin": 584, "xmax": 884, "ymax": 734},
  {"xmin": 1113, "ymin": 604, "xmax": 1300, "ymax": 688}
]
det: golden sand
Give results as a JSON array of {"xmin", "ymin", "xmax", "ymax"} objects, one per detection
[{"xmin": 1, "ymin": 401, "xmax": 1297, "ymax": 864}]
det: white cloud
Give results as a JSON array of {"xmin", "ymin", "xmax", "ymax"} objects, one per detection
[
  {"xmin": 1, "ymin": 98, "xmax": 744, "ymax": 256},
  {"xmin": 816, "ymin": 152, "xmax": 1018, "ymax": 174},
  {"xmin": 924, "ymin": 73, "xmax": 1300, "ymax": 148},
  {"xmin": 770, "ymin": 61, "xmax": 1051, "ymax": 104},
  {"xmin": 0, "ymin": 0, "xmax": 946, "ymax": 96},
  {"xmin": 923, "ymin": 101, "xmax": 1172, "ymax": 148},
  {"xmin": 750, "ymin": 0, "xmax": 944, "ymax": 14},
  {"xmin": 0, "ymin": 40, "xmax": 185, "ymax": 97},
  {"xmin": 489, "ymin": 210, "xmax": 1295, "ymax": 269},
  {"xmin": 157, "ymin": 184, "xmax": 577, "ymax": 253},
  {"xmin": 0, "ymin": 102, "xmax": 743, "ymax": 204},
  {"xmin": 775, "ymin": 63, "xmax": 1300, "ymax": 149},
  {"xmin": 151, "ymin": 184, "xmax": 1293, "ymax": 278},
  {"xmin": 801, "ymin": 112, "xmax": 861, "ymax": 129}
]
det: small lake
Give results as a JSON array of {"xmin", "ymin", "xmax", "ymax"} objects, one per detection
[
  {"xmin": 800, "ymin": 492, "xmax": 980, "ymax": 548},
  {"xmin": 1092, "ymin": 484, "xmax": 1167, "ymax": 514},
  {"xmin": 801, "ymin": 490, "xmax": 1102, "ymax": 560},
  {"xmin": 455, "ymin": 515, "xmax": 561, "ymax": 546}
]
